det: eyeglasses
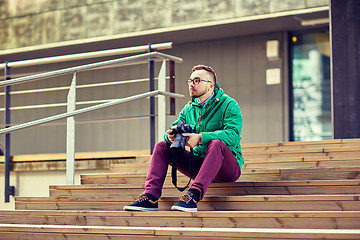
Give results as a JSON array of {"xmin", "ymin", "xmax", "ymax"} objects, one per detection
[{"xmin": 187, "ymin": 77, "xmax": 213, "ymax": 85}]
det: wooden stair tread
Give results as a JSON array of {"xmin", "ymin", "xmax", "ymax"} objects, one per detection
[
  {"xmin": 243, "ymin": 154, "xmax": 360, "ymax": 161},
  {"xmin": 242, "ymin": 138, "xmax": 360, "ymax": 148},
  {"xmin": 39, "ymin": 179, "xmax": 360, "ymax": 199},
  {"xmin": 134, "ymin": 152, "xmax": 360, "ymax": 165},
  {"xmin": 81, "ymin": 167, "xmax": 360, "ymax": 184},
  {"xmin": 43, "ymin": 180, "xmax": 360, "ymax": 197},
  {"xmin": 1, "ymin": 224, "xmax": 360, "ymax": 239},
  {"xmin": 16, "ymin": 194, "xmax": 360, "ymax": 202},
  {"xmin": 15, "ymin": 194, "xmax": 360, "ymax": 211},
  {"xmin": 83, "ymin": 167, "xmax": 360, "ymax": 178},
  {"xmin": 243, "ymin": 148, "xmax": 360, "ymax": 156},
  {"xmin": 1, "ymin": 210, "xmax": 360, "ymax": 229},
  {"xmin": 109, "ymin": 162, "xmax": 360, "ymax": 175},
  {"xmin": 52, "ymin": 179, "xmax": 360, "ymax": 189},
  {"xmin": 2, "ymin": 209, "xmax": 360, "ymax": 217}
]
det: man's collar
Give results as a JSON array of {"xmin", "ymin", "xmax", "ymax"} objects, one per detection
[{"xmin": 197, "ymin": 91, "xmax": 215, "ymax": 107}]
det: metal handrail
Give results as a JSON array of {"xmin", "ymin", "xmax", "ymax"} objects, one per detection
[
  {"xmin": 0, "ymin": 90, "xmax": 184, "ymax": 135},
  {"xmin": 2, "ymin": 45, "xmax": 183, "ymax": 202},
  {"xmin": 0, "ymin": 51, "xmax": 182, "ymax": 87},
  {"xmin": 0, "ymin": 77, "xmax": 152, "ymax": 96},
  {"xmin": 0, "ymin": 42, "xmax": 173, "ymax": 69}
]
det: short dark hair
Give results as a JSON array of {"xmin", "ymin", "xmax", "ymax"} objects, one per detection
[{"xmin": 192, "ymin": 65, "xmax": 217, "ymax": 84}]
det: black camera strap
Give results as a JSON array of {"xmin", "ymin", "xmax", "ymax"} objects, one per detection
[{"xmin": 171, "ymin": 148, "xmax": 193, "ymax": 192}]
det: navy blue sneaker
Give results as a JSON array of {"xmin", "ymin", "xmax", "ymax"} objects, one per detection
[
  {"xmin": 123, "ymin": 193, "xmax": 159, "ymax": 212},
  {"xmin": 171, "ymin": 190, "xmax": 199, "ymax": 212}
]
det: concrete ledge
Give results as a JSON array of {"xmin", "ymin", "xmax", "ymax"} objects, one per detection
[{"xmin": 0, "ymin": 150, "xmax": 149, "ymax": 171}]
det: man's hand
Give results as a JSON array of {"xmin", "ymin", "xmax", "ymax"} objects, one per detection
[
  {"xmin": 183, "ymin": 133, "xmax": 202, "ymax": 149},
  {"xmin": 166, "ymin": 129, "xmax": 176, "ymax": 143}
]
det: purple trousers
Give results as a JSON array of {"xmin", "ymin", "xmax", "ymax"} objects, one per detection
[{"xmin": 143, "ymin": 140, "xmax": 241, "ymax": 200}]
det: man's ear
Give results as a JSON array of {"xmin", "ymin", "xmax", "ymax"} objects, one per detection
[{"xmin": 209, "ymin": 83, "xmax": 215, "ymax": 91}]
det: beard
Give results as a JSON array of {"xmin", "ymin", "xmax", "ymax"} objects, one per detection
[{"xmin": 189, "ymin": 88, "xmax": 207, "ymax": 99}]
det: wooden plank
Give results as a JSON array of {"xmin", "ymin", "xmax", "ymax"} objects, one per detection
[
  {"xmin": 110, "ymin": 163, "xmax": 150, "ymax": 173},
  {"xmin": 80, "ymin": 171, "xmax": 282, "ymax": 185},
  {"xmin": 81, "ymin": 173, "xmax": 189, "ymax": 185},
  {"xmin": 45, "ymin": 180, "xmax": 360, "ymax": 198},
  {"xmin": 243, "ymin": 139, "xmax": 360, "ymax": 148},
  {"xmin": 0, "ymin": 232, "xmax": 307, "ymax": 240},
  {"xmin": 243, "ymin": 150, "xmax": 360, "ymax": 161},
  {"xmin": 82, "ymin": 169, "xmax": 360, "ymax": 185},
  {"xmin": 244, "ymin": 155, "xmax": 360, "ymax": 164},
  {"xmin": 242, "ymin": 141, "xmax": 360, "ymax": 153},
  {"xmin": 47, "ymin": 184, "xmax": 360, "ymax": 198},
  {"xmin": 15, "ymin": 200, "xmax": 360, "ymax": 212},
  {"xmin": 244, "ymin": 148, "xmax": 360, "ymax": 156},
  {"xmin": 1, "ymin": 210, "xmax": 360, "ymax": 229},
  {"xmin": 243, "ymin": 160, "xmax": 360, "ymax": 170},
  {"xmin": 54, "ymin": 179, "xmax": 360, "ymax": 189},
  {"xmin": 0, "ymin": 224, "xmax": 360, "ymax": 239},
  {"xmin": 2, "ymin": 209, "xmax": 360, "ymax": 218},
  {"xmin": 18, "ymin": 194, "xmax": 360, "ymax": 202},
  {"xmin": 84, "ymin": 166, "xmax": 360, "ymax": 185},
  {"xmin": 0, "ymin": 232, "xmax": 169, "ymax": 240},
  {"xmin": 15, "ymin": 194, "xmax": 360, "ymax": 211}
]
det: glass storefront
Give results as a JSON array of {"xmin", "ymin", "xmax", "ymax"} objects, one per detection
[{"xmin": 290, "ymin": 30, "xmax": 332, "ymax": 141}]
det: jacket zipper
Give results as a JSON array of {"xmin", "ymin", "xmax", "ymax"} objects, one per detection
[{"xmin": 198, "ymin": 112, "xmax": 202, "ymax": 126}]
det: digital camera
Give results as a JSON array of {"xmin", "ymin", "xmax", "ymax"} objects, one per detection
[{"xmin": 170, "ymin": 122, "xmax": 192, "ymax": 155}]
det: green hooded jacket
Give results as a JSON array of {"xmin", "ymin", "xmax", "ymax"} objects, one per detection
[{"xmin": 164, "ymin": 83, "xmax": 244, "ymax": 168}]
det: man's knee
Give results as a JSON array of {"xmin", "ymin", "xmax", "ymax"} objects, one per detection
[
  {"xmin": 155, "ymin": 140, "xmax": 168, "ymax": 148},
  {"xmin": 207, "ymin": 140, "xmax": 226, "ymax": 149}
]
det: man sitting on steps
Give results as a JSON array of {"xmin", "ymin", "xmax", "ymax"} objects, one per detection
[{"xmin": 123, "ymin": 64, "xmax": 244, "ymax": 212}]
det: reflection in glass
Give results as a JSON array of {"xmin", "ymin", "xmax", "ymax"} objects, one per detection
[{"xmin": 291, "ymin": 31, "xmax": 331, "ymax": 141}]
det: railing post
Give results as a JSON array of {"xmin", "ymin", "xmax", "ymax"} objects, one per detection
[
  {"xmin": 169, "ymin": 60, "xmax": 176, "ymax": 116},
  {"xmin": 66, "ymin": 72, "xmax": 76, "ymax": 185},
  {"xmin": 148, "ymin": 44, "xmax": 155, "ymax": 154},
  {"xmin": 157, "ymin": 60, "xmax": 167, "ymax": 142},
  {"xmin": 4, "ymin": 62, "xmax": 15, "ymax": 202}
]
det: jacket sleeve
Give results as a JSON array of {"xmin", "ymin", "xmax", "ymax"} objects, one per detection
[
  {"xmin": 201, "ymin": 100, "xmax": 242, "ymax": 147},
  {"xmin": 163, "ymin": 104, "xmax": 188, "ymax": 143}
]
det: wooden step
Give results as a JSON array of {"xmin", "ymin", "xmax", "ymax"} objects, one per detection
[
  {"xmin": 243, "ymin": 159, "xmax": 360, "ymax": 170},
  {"xmin": 135, "ymin": 148, "xmax": 360, "ymax": 165},
  {"xmin": 44, "ymin": 180, "xmax": 360, "ymax": 198},
  {"xmin": 1, "ymin": 224, "xmax": 360, "ymax": 240},
  {"xmin": 81, "ymin": 172, "xmax": 190, "ymax": 185},
  {"xmin": 243, "ymin": 142, "xmax": 360, "ymax": 154},
  {"xmin": 15, "ymin": 194, "xmax": 360, "ymax": 211},
  {"xmin": 109, "ymin": 157, "xmax": 360, "ymax": 174},
  {"xmin": 243, "ymin": 150, "xmax": 360, "ymax": 162},
  {"xmin": 1, "ymin": 210, "xmax": 360, "ymax": 229},
  {"xmin": 81, "ymin": 167, "xmax": 360, "ymax": 184},
  {"xmin": 242, "ymin": 138, "xmax": 360, "ymax": 152},
  {"xmin": 134, "ymin": 139, "xmax": 360, "ymax": 164},
  {"xmin": 279, "ymin": 167, "xmax": 360, "ymax": 180}
]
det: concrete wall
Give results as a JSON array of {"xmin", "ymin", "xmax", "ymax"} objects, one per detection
[
  {"xmin": 0, "ymin": 169, "xmax": 110, "ymax": 210},
  {"xmin": 0, "ymin": 0, "xmax": 328, "ymax": 50}
]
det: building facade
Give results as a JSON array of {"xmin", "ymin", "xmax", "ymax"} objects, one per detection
[{"xmin": 0, "ymin": 0, "xmax": 331, "ymax": 155}]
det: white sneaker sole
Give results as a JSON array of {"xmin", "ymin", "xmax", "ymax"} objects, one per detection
[
  {"xmin": 123, "ymin": 206, "xmax": 158, "ymax": 212},
  {"xmin": 171, "ymin": 205, "xmax": 197, "ymax": 212}
]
